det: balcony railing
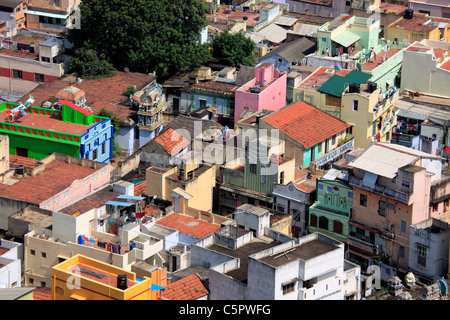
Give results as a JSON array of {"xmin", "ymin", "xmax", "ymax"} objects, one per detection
[
  {"xmin": 349, "ymin": 175, "xmax": 410, "ymax": 204},
  {"xmin": 220, "ymin": 196, "xmax": 238, "ymax": 208},
  {"xmin": 347, "ymin": 235, "xmax": 379, "ymax": 255},
  {"xmin": 314, "ymin": 137, "xmax": 354, "ymax": 168}
]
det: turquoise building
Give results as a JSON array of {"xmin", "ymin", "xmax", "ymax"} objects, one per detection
[{"xmin": 308, "ymin": 177, "xmax": 353, "ymax": 243}]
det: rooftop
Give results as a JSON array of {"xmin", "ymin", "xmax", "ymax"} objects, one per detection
[
  {"xmin": 19, "ymin": 71, "xmax": 154, "ymax": 122},
  {"xmin": 151, "ymin": 127, "xmax": 190, "ymax": 156},
  {"xmin": 388, "ymin": 13, "xmax": 441, "ymax": 32},
  {"xmin": 296, "ymin": 66, "xmax": 352, "ymax": 91},
  {"xmin": 189, "ymin": 81, "xmax": 239, "ymax": 96},
  {"xmin": 161, "ymin": 274, "xmax": 209, "ymax": 300},
  {"xmin": 32, "ymin": 287, "xmax": 51, "ymax": 300},
  {"xmin": 0, "ymin": 158, "xmax": 98, "ymax": 204},
  {"xmin": 0, "ymin": 48, "xmax": 39, "ymax": 61},
  {"xmin": 58, "ymin": 186, "xmax": 120, "ymax": 216},
  {"xmin": 155, "ymin": 213, "xmax": 221, "ymax": 239},
  {"xmin": 258, "ymin": 239, "xmax": 336, "ymax": 267},
  {"xmin": 362, "ymin": 48, "xmax": 401, "ymax": 72},
  {"xmin": 263, "ymin": 101, "xmax": 351, "ymax": 149}
]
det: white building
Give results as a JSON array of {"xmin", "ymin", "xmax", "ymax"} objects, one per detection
[
  {"xmin": 0, "ymin": 239, "xmax": 22, "ymax": 288},
  {"xmin": 408, "ymin": 218, "xmax": 449, "ymax": 282}
]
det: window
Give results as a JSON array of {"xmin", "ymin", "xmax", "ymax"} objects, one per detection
[
  {"xmin": 399, "ymin": 246, "xmax": 405, "ymax": 258},
  {"xmin": 310, "ymin": 214, "xmax": 317, "ymax": 227},
  {"xmin": 249, "ymin": 164, "xmax": 257, "ymax": 173},
  {"xmin": 93, "ymin": 149, "xmax": 98, "ymax": 160},
  {"xmin": 346, "ymin": 126, "xmax": 353, "ymax": 135},
  {"xmin": 54, "ymin": 0, "xmax": 60, "ymax": 6},
  {"xmin": 318, "ymin": 184, "xmax": 323, "ymax": 191},
  {"xmin": 332, "ymin": 135, "xmax": 336, "ymax": 145},
  {"xmin": 356, "ymin": 227, "xmax": 365, "ymax": 240},
  {"xmin": 360, "ymin": 194, "xmax": 367, "ymax": 207},
  {"xmin": 34, "ymin": 73, "xmax": 45, "ymax": 83},
  {"xmin": 417, "ymin": 244, "xmax": 427, "ymax": 266},
  {"xmin": 30, "ymin": 249, "xmax": 36, "ymax": 256},
  {"xmin": 317, "ymin": 142, "xmax": 322, "ymax": 153},
  {"xmin": 346, "ymin": 0, "xmax": 351, "ymax": 6},
  {"xmin": 282, "ymin": 282, "xmax": 295, "ymax": 295},
  {"xmin": 419, "ymin": 10, "xmax": 431, "ymax": 15},
  {"xmin": 401, "ymin": 220, "xmax": 406, "ymax": 233},
  {"xmin": 319, "ymin": 216, "xmax": 329, "ymax": 230},
  {"xmin": 277, "ymin": 58, "xmax": 283, "ymax": 64},
  {"xmin": 102, "ymin": 143, "xmax": 106, "ymax": 154},
  {"xmin": 348, "ymin": 191, "xmax": 353, "ymax": 198},
  {"xmin": 402, "ymin": 180, "xmax": 410, "ymax": 188},
  {"xmin": 333, "ymin": 220, "xmax": 343, "ymax": 234},
  {"xmin": 280, "ymin": 171, "xmax": 284, "ymax": 185},
  {"xmin": 12, "ymin": 69, "xmax": 22, "ymax": 79},
  {"xmin": 29, "ymin": 278, "xmax": 34, "ymax": 285},
  {"xmin": 41, "ymin": 281, "xmax": 46, "ymax": 287},
  {"xmin": 276, "ymin": 205, "xmax": 285, "ymax": 213},
  {"xmin": 198, "ymin": 99, "xmax": 207, "ymax": 109},
  {"xmin": 41, "ymin": 56, "xmax": 50, "ymax": 63},
  {"xmin": 378, "ymin": 200, "xmax": 386, "ymax": 217},
  {"xmin": 327, "ymin": 186, "xmax": 332, "ymax": 193},
  {"xmin": 353, "ymin": 100, "xmax": 358, "ymax": 111},
  {"xmin": 41, "ymin": 252, "xmax": 47, "ymax": 258}
]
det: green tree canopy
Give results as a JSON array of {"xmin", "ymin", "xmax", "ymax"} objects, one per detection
[
  {"xmin": 211, "ymin": 30, "xmax": 256, "ymax": 67},
  {"xmin": 68, "ymin": 48, "xmax": 114, "ymax": 79},
  {"xmin": 69, "ymin": 0, "xmax": 211, "ymax": 81}
]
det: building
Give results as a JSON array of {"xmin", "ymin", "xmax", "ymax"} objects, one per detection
[
  {"xmin": 408, "ymin": 218, "xmax": 449, "ymax": 282},
  {"xmin": 260, "ymin": 101, "xmax": 352, "ymax": 169},
  {"xmin": 132, "ymin": 81, "xmax": 166, "ymax": 148},
  {"xmin": 308, "ymin": 173, "xmax": 353, "ymax": 243},
  {"xmin": 234, "ymin": 62, "xmax": 287, "ymax": 123},
  {"xmin": 386, "ymin": 10, "xmax": 450, "ymax": 44},
  {"xmin": 0, "ymin": 152, "xmax": 111, "ymax": 230},
  {"xmin": 400, "ymin": 39, "xmax": 450, "ymax": 99},
  {"xmin": 25, "ymin": 0, "xmax": 81, "ymax": 35},
  {"xmin": 409, "ymin": 0, "xmax": 450, "ymax": 18},
  {"xmin": 347, "ymin": 142, "xmax": 443, "ymax": 272},
  {"xmin": 0, "ymin": 287, "xmax": 34, "ymax": 300},
  {"xmin": 0, "ymin": 100, "xmax": 113, "ymax": 162},
  {"xmin": 51, "ymin": 254, "xmax": 165, "ymax": 300},
  {"xmin": 145, "ymin": 152, "xmax": 217, "ymax": 213},
  {"xmin": 0, "ymin": 37, "xmax": 68, "ymax": 94},
  {"xmin": 192, "ymin": 227, "xmax": 361, "ymax": 300},
  {"xmin": 0, "ymin": 0, "xmax": 27, "ymax": 37},
  {"xmin": 286, "ymin": 0, "xmax": 351, "ymax": 18},
  {"xmin": 0, "ymin": 238, "xmax": 23, "ymax": 288},
  {"xmin": 340, "ymin": 81, "xmax": 399, "ymax": 148},
  {"xmin": 257, "ymin": 37, "xmax": 316, "ymax": 73}
]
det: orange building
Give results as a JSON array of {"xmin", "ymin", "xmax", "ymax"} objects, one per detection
[{"xmin": 51, "ymin": 254, "xmax": 165, "ymax": 300}]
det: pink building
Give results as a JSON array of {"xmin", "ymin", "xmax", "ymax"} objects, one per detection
[{"xmin": 234, "ymin": 63, "xmax": 287, "ymax": 124}]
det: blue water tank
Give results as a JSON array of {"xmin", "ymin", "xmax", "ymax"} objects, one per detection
[
  {"xmin": 78, "ymin": 235, "xmax": 85, "ymax": 245},
  {"xmin": 130, "ymin": 242, "xmax": 136, "ymax": 250}
]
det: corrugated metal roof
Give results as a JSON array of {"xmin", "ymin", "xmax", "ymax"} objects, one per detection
[
  {"xmin": 317, "ymin": 70, "xmax": 372, "ymax": 97},
  {"xmin": 253, "ymin": 23, "xmax": 288, "ymax": 43}
]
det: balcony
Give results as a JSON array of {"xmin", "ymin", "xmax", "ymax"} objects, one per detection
[
  {"xmin": 347, "ymin": 235, "xmax": 380, "ymax": 255},
  {"xmin": 220, "ymin": 196, "xmax": 238, "ymax": 208},
  {"xmin": 298, "ymin": 277, "xmax": 341, "ymax": 300},
  {"xmin": 348, "ymin": 175, "xmax": 411, "ymax": 204},
  {"xmin": 314, "ymin": 137, "xmax": 354, "ymax": 169}
]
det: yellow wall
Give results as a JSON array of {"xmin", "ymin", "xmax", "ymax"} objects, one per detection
[{"xmin": 51, "ymin": 254, "xmax": 163, "ymax": 300}]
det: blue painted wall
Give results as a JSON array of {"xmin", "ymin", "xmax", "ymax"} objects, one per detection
[{"xmin": 80, "ymin": 118, "xmax": 113, "ymax": 163}]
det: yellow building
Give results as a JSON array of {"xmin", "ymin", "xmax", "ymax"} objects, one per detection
[
  {"xmin": 51, "ymin": 254, "xmax": 164, "ymax": 300},
  {"xmin": 386, "ymin": 11, "xmax": 450, "ymax": 44},
  {"xmin": 145, "ymin": 151, "xmax": 216, "ymax": 213},
  {"xmin": 341, "ymin": 82, "xmax": 398, "ymax": 149}
]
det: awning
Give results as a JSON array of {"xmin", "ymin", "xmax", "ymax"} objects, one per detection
[
  {"xmin": 333, "ymin": 30, "xmax": 360, "ymax": 48},
  {"xmin": 105, "ymin": 201, "xmax": 134, "ymax": 207},
  {"xmin": 116, "ymin": 195, "xmax": 145, "ymax": 201},
  {"xmin": 362, "ymin": 172, "xmax": 378, "ymax": 189},
  {"xmin": 26, "ymin": 10, "xmax": 69, "ymax": 19}
]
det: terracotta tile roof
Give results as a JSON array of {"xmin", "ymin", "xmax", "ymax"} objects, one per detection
[
  {"xmin": 440, "ymin": 58, "xmax": 450, "ymax": 71},
  {"xmin": 156, "ymin": 213, "xmax": 221, "ymax": 239},
  {"xmin": 55, "ymin": 87, "xmax": 86, "ymax": 102},
  {"xmin": 0, "ymin": 159, "xmax": 97, "ymax": 204},
  {"xmin": 297, "ymin": 66, "xmax": 351, "ymax": 91},
  {"xmin": 263, "ymin": 101, "xmax": 351, "ymax": 149},
  {"xmin": 32, "ymin": 287, "xmax": 52, "ymax": 300},
  {"xmin": 295, "ymin": 175, "xmax": 318, "ymax": 193},
  {"xmin": 58, "ymin": 186, "xmax": 120, "ymax": 215},
  {"xmin": 379, "ymin": 2, "xmax": 407, "ymax": 15},
  {"xmin": 144, "ymin": 204, "xmax": 163, "ymax": 217},
  {"xmin": 362, "ymin": 48, "xmax": 401, "ymax": 72},
  {"xmin": 161, "ymin": 274, "xmax": 208, "ymax": 300},
  {"xmin": 153, "ymin": 127, "xmax": 190, "ymax": 155},
  {"xmin": 9, "ymin": 154, "xmax": 39, "ymax": 168},
  {"xmin": 389, "ymin": 14, "xmax": 436, "ymax": 32},
  {"xmin": 134, "ymin": 181, "xmax": 146, "ymax": 196},
  {"xmin": 19, "ymin": 71, "xmax": 154, "ymax": 122}
]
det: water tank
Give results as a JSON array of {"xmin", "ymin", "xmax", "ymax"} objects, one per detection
[
  {"xmin": 130, "ymin": 242, "xmax": 136, "ymax": 250},
  {"xmin": 348, "ymin": 83, "xmax": 360, "ymax": 93},
  {"xmin": 367, "ymin": 82, "xmax": 377, "ymax": 93},
  {"xmin": 250, "ymin": 87, "xmax": 261, "ymax": 94},
  {"xmin": 15, "ymin": 165, "xmax": 25, "ymax": 175},
  {"xmin": 404, "ymin": 9, "xmax": 414, "ymax": 20},
  {"xmin": 78, "ymin": 235, "xmax": 85, "ymax": 245},
  {"xmin": 117, "ymin": 274, "xmax": 128, "ymax": 290}
]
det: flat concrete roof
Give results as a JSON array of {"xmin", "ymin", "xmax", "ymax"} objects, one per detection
[{"xmin": 259, "ymin": 239, "xmax": 337, "ymax": 267}]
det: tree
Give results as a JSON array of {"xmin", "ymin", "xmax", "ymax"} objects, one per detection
[
  {"xmin": 211, "ymin": 30, "xmax": 256, "ymax": 67},
  {"xmin": 68, "ymin": 0, "xmax": 211, "ymax": 81},
  {"xmin": 68, "ymin": 48, "xmax": 114, "ymax": 79}
]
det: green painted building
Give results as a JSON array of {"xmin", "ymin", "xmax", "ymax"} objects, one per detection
[
  {"xmin": 0, "ymin": 100, "xmax": 113, "ymax": 162},
  {"xmin": 308, "ymin": 177, "xmax": 353, "ymax": 243}
]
